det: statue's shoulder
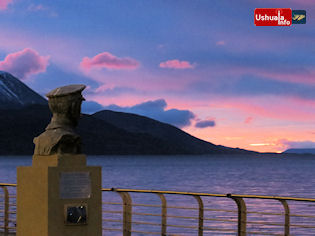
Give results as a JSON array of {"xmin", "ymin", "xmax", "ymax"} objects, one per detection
[{"xmin": 33, "ymin": 129, "xmax": 81, "ymax": 155}]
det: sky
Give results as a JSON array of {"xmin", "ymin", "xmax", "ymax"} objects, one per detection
[{"xmin": 0, "ymin": 0, "xmax": 314, "ymax": 153}]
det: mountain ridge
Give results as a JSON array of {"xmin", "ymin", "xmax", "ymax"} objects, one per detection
[
  {"xmin": 0, "ymin": 71, "xmax": 47, "ymax": 109},
  {"xmin": 0, "ymin": 71, "xmax": 256, "ymax": 155}
]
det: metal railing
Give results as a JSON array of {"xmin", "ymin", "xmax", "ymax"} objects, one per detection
[
  {"xmin": 2, "ymin": 183, "xmax": 315, "ymax": 235},
  {"xmin": 0, "ymin": 183, "xmax": 16, "ymax": 235},
  {"xmin": 102, "ymin": 189, "xmax": 315, "ymax": 236}
]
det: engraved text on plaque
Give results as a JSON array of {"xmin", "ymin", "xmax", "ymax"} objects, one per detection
[{"xmin": 60, "ymin": 172, "xmax": 91, "ymax": 199}]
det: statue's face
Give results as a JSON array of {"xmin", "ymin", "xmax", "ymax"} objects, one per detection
[{"xmin": 69, "ymin": 95, "xmax": 85, "ymax": 126}]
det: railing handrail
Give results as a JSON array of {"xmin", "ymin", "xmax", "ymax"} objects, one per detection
[
  {"xmin": 102, "ymin": 187, "xmax": 315, "ymax": 202},
  {"xmin": 1, "ymin": 183, "xmax": 315, "ymax": 202},
  {"xmin": 0, "ymin": 183, "xmax": 17, "ymax": 187}
]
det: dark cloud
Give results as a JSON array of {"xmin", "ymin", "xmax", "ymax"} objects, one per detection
[
  {"xmin": 195, "ymin": 120, "xmax": 216, "ymax": 128},
  {"xmin": 279, "ymin": 139, "xmax": 315, "ymax": 149},
  {"xmin": 104, "ymin": 99, "xmax": 195, "ymax": 128}
]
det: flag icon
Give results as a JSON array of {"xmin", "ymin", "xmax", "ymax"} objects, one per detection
[{"xmin": 292, "ymin": 10, "xmax": 306, "ymax": 24}]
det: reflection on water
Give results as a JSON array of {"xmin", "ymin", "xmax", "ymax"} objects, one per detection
[{"xmin": 1, "ymin": 154, "xmax": 315, "ymax": 234}]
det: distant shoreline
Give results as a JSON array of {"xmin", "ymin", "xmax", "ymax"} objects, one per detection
[{"xmin": 0, "ymin": 153, "xmax": 315, "ymax": 158}]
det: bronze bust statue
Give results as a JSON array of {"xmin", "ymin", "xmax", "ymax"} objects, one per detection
[{"xmin": 33, "ymin": 84, "xmax": 86, "ymax": 155}]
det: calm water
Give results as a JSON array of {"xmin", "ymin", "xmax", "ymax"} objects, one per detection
[
  {"xmin": 1, "ymin": 155, "xmax": 315, "ymax": 196},
  {"xmin": 1, "ymin": 155, "xmax": 315, "ymax": 235}
]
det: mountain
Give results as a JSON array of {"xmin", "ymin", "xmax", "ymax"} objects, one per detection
[
  {"xmin": 0, "ymin": 105, "xmax": 182, "ymax": 155},
  {"xmin": 93, "ymin": 110, "xmax": 251, "ymax": 154},
  {"xmin": 0, "ymin": 71, "xmax": 256, "ymax": 155},
  {"xmin": 284, "ymin": 148, "xmax": 315, "ymax": 155},
  {"xmin": 0, "ymin": 71, "xmax": 47, "ymax": 109},
  {"xmin": 0, "ymin": 105, "xmax": 255, "ymax": 155}
]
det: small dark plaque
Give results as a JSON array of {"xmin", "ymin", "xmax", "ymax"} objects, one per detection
[{"xmin": 65, "ymin": 204, "xmax": 87, "ymax": 225}]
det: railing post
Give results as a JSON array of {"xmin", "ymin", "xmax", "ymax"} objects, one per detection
[
  {"xmin": 193, "ymin": 195, "xmax": 204, "ymax": 236},
  {"xmin": 279, "ymin": 199, "xmax": 290, "ymax": 236},
  {"xmin": 228, "ymin": 194, "xmax": 246, "ymax": 236},
  {"xmin": 117, "ymin": 192, "xmax": 132, "ymax": 236},
  {"xmin": 156, "ymin": 193, "xmax": 167, "ymax": 236},
  {"xmin": 1, "ymin": 186, "xmax": 9, "ymax": 235}
]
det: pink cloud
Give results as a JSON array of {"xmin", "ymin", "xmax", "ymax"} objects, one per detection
[
  {"xmin": 216, "ymin": 64, "xmax": 315, "ymax": 85},
  {"xmin": 216, "ymin": 41, "xmax": 225, "ymax": 46},
  {"xmin": 0, "ymin": 48, "xmax": 50, "ymax": 79},
  {"xmin": 159, "ymin": 59, "xmax": 195, "ymax": 69},
  {"xmin": 218, "ymin": 97, "xmax": 315, "ymax": 122},
  {"xmin": 0, "ymin": 0, "xmax": 12, "ymax": 10},
  {"xmin": 80, "ymin": 52, "xmax": 140, "ymax": 70},
  {"xmin": 244, "ymin": 117, "xmax": 253, "ymax": 124}
]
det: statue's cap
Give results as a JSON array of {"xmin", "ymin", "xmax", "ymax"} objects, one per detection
[{"xmin": 46, "ymin": 84, "xmax": 86, "ymax": 98}]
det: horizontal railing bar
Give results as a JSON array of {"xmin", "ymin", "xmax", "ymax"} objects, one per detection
[
  {"xmin": 290, "ymin": 213, "xmax": 315, "ymax": 218},
  {"xmin": 2, "ymin": 183, "xmax": 315, "ymax": 201},
  {"xmin": 102, "ymin": 219, "xmax": 122, "ymax": 223},
  {"xmin": 247, "ymin": 211, "xmax": 284, "ymax": 216},
  {"xmin": 133, "ymin": 212, "xmax": 161, "ymax": 217},
  {"xmin": 0, "ymin": 226, "xmax": 16, "ymax": 229},
  {"xmin": 132, "ymin": 203, "xmax": 161, "ymax": 207},
  {"xmin": 246, "ymin": 231, "xmax": 282, "ymax": 235},
  {"xmin": 102, "ymin": 202, "xmax": 121, "ymax": 205},
  {"xmin": 202, "ymin": 227, "xmax": 237, "ymax": 232},
  {"xmin": 290, "ymin": 224, "xmax": 315, "ymax": 229},
  {"xmin": 1, "ymin": 184, "xmax": 315, "ymax": 202},
  {"xmin": 102, "ymin": 210, "xmax": 123, "ymax": 214},
  {"xmin": 166, "ymin": 214, "xmax": 198, "ymax": 220},
  {"xmin": 102, "ymin": 228, "xmax": 123, "ymax": 232},
  {"xmin": 204, "ymin": 217, "xmax": 237, "ymax": 222},
  {"xmin": 131, "ymin": 230, "xmax": 160, "ymax": 235},
  {"xmin": 231, "ymin": 194, "xmax": 315, "ymax": 202},
  {"xmin": 131, "ymin": 221, "xmax": 161, "ymax": 226},
  {"xmin": 102, "ymin": 188, "xmax": 226, "ymax": 197},
  {"xmin": 137, "ymin": 213, "xmax": 236, "ymax": 222},
  {"xmin": 102, "ymin": 188, "xmax": 315, "ymax": 202},
  {"xmin": 0, "ymin": 183, "xmax": 17, "ymax": 187},
  {"xmin": 165, "ymin": 224, "xmax": 198, "ymax": 229},
  {"xmin": 204, "ymin": 208, "xmax": 238, "ymax": 213},
  {"xmin": 167, "ymin": 205, "xmax": 198, "ymax": 210},
  {"xmin": 8, "ymin": 211, "xmax": 16, "ymax": 214},
  {"xmin": 247, "ymin": 221, "xmax": 284, "ymax": 226},
  {"xmin": 8, "ymin": 196, "xmax": 16, "ymax": 198},
  {"xmin": 102, "ymin": 202, "xmax": 162, "ymax": 208}
]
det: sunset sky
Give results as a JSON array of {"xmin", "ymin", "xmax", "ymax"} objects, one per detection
[{"xmin": 0, "ymin": 0, "xmax": 314, "ymax": 153}]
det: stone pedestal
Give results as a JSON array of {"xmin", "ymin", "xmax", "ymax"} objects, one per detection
[{"xmin": 17, "ymin": 154, "xmax": 102, "ymax": 236}]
